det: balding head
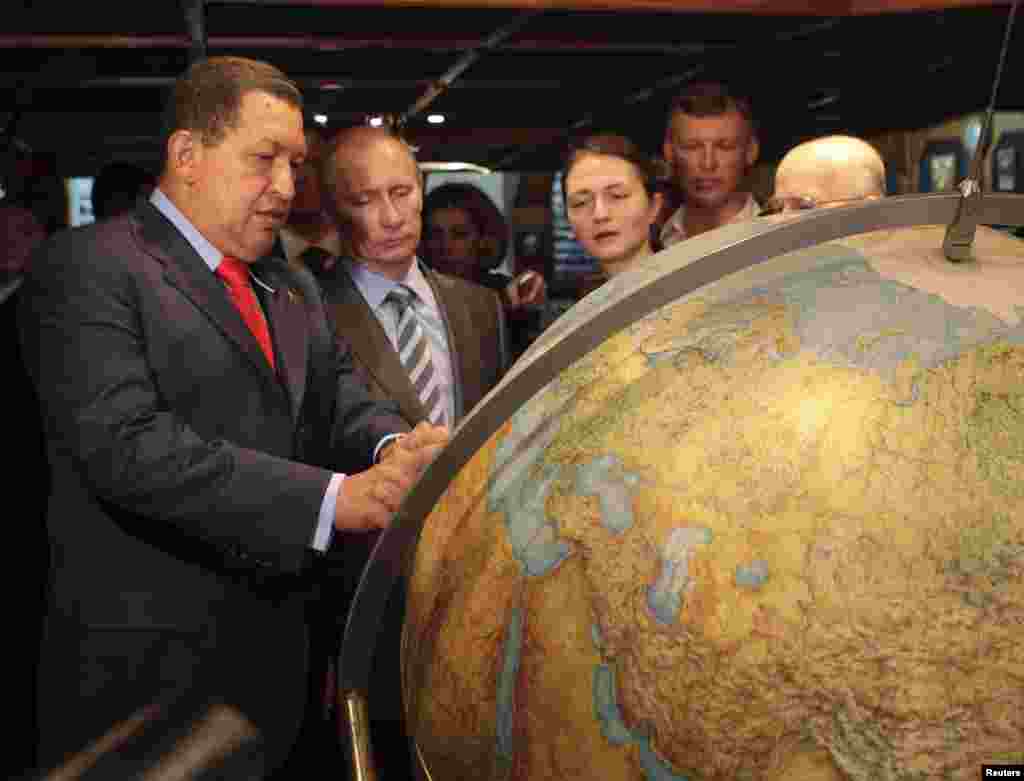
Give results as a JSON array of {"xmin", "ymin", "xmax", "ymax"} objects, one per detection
[
  {"xmin": 772, "ymin": 135, "xmax": 886, "ymax": 210},
  {"xmin": 318, "ymin": 126, "xmax": 423, "ymax": 278}
]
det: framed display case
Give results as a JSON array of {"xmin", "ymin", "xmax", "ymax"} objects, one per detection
[
  {"xmin": 992, "ymin": 130, "xmax": 1024, "ymax": 194},
  {"xmin": 919, "ymin": 138, "xmax": 967, "ymax": 192}
]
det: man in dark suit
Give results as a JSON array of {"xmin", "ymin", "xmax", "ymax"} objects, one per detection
[
  {"xmin": 317, "ymin": 125, "xmax": 507, "ymax": 427},
  {"xmin": 18, "ymin": 56, "xmax": 447, "ymax": 778},
  {"xmin": 314, "ymin": 125, "xmax": 506, "ymax": 780}
]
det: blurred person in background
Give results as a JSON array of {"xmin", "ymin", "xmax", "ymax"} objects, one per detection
[
  {"xmin": 421, "ymin": 181, "xmax": 545, "ymax": 359},
  {"xmin": 278, "ymin": 127, "xmax": 346, "ymax": 276}
]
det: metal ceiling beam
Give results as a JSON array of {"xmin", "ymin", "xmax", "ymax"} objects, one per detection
[
  {"xmin": 0, "ymin": 75, "xmax": 569, "ymax": 90},
  {"xmin": 397, "ymin": 10, "xmax": 543, "ymax": 126},
  {"xmin": 0, "ymin": 33, "xmax": 717, "ymax": 55},
  {"xmin": 207, "ymin": 0, "xmax": 1014, "ymax": 13},
  {"xmin": 181, "ymin": 0, "xmax": 208, "ymax": 63}
]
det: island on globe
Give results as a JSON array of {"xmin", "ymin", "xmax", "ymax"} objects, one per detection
[{"xmin": 401, "ymin": 222, "xmax": 1024, "ymax": 781}]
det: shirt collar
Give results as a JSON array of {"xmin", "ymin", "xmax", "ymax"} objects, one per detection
[
  {"xmin": 150, "ymin": 188, "xmax": 278, "ymax": 292},
  {"xmin": 660, "ymin": 192, "xmax": 760, "ymax": 245},
  {"xmin": 150, "ymin": 188, "xmax": 223, "ymax": 273},
  {"xmin": 346, "ymin": 257, "xmax": 430, "ymax": 311}
]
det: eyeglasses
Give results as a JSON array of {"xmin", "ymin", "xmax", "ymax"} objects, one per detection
[{"xmin": 759, "ymin": 195, "xmax": 871, "ymax": 217}]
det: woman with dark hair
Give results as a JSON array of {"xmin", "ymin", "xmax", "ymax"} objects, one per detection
[
  {"xmin": 421, "ymin": 181, "xmax": 546, "ymax": 358},
  {"xmin": 421, "ymin": 182, "xmax": 509, "ymax": 283},
  {"xmin": 563, "ymin": 133, "xmax": 664, "ymax": 279}
]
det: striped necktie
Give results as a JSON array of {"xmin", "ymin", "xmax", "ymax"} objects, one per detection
[{"xmin": 386, "ymin": 285, "xmax": 445, "ymax": 425}]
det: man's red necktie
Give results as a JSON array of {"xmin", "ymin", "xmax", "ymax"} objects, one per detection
[{"xmin": 216, "ymin": 256, "xmax": 276, "ymax": 370}]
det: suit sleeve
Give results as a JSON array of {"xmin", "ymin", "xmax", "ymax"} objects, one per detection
[
  {"xmin": 19, "ymin": 230, "xmax": 338, "ymax": 573},
  {"xmin": 285, "ymin": 262, "xmax": 412, "ymax": 476}
]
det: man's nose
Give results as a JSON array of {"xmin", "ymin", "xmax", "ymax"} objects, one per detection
[
  {"xmin": 593, "ymin": 195, "xmax": 610, "ymax": 220},
  {"xmin": 381, "ymin": 195, "xmax": 404, "ymax": 227},
  {"xmin": 271, "ymin": 159, "xmax": 296, "ymax": 200},
  {"xmin": 700, "ymin": 144, "xmax": 717, "ymax": 170}
]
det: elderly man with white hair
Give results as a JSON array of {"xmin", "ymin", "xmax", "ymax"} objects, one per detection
[{"xmin": 762, "ymin": 134, "xmax": 886, "ymax": 216}]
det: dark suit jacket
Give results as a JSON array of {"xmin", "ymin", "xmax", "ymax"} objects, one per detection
[
  {"xmin": 319, "ymin": 262, "xmax": 506, "ymax": 428},
  {"xmin": 2, "ymin": 284, "xmax": 50, "ymax": 779},
  {"xmin": 18, "ymin": 201, "xmax": 410, "ymax": 775}
]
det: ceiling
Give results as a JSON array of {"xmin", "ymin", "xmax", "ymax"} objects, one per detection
[{"xmin": 3, "ymin": 0, "xmax": 1022, "ymax": 174}]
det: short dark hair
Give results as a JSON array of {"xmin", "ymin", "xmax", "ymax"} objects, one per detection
[
  {"xmin": 160, "ymin": 56, "xmax": 302, "ymax": 161},
  {"xmin": 563, "ymin": 133, "xmax": 663, "ymax": 208},
  {"xmin": 669, "ymin": 82, "xmax": 756, "ymax": 135},
  {"xmin": 423, "ymin": 183, "xmax": 503, "ymax": 237}
]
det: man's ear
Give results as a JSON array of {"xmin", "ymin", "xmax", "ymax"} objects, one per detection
[
  {"xmin": 746, "ymin": 135, "xmax": 760, "ymax": 168},
  {"xmin": 166, "ymin": 129, "xmax": 201, "ymax": 184}
]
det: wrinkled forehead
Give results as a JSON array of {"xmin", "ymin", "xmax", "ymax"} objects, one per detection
[
  {"xmin": 670, "ymin": 110, "xmax": 752, "ymax": 144},
  {"xmin": 234, "ymin": 90, "xmax": 305, "ymax": 145}
]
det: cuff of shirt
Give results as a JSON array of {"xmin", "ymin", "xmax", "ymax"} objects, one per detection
[
  {"xmin": 373, "ymin": 433, "xmax": 405, "ymax": 463},
  {"xmin": 314, "ymin": 472, "xmax": 345, "ymax": 551}
]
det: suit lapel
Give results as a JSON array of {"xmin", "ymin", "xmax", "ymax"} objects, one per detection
[
  {"xmin": 325, "ymin": 267, "xmax": 428, "ymax": 425},
  {"xmin": 133, "ymin": 203, "xmax": 287, "ymax": 401},
  {"xmin": 256, "ymin": 262, "xmax": 309, "ymax": 419},
  {"xmin": 425, "ymin": 268, "xmax": 468, "ymax": 421}
]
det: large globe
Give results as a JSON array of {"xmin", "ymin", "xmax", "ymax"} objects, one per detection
[{"xmin": 400, "ymin": 220, "xmax": 1024, "ymax": 781}]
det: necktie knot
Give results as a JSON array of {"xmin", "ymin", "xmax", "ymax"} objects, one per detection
[
  {"xmin": 385, "ymin": 285, "xmax": 416, "ymax": 314},
  {"xmin": 216, "ymin": 255, "xmax": 276, "ymax": 371},
  {"xmin": 216, "ymin": 256, "xmax": 250, "ymax": 287}
]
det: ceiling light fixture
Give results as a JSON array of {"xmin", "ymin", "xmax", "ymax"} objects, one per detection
[
  {"xmin": 427, "ymin": 114, "xmax": 445, "ymax": 125},
  {"xmin": 313, "ymin": 114, "xmax": 328, "ymax": 125},
  {"xmin": 418, "ymin": 161, "xmax": 493, "ymax": 175},
  {"xmin": 368, "ymin": 116, "xmax": 384, "ymax": 127}
]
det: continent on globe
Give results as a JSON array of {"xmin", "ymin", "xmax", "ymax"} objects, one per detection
[{"xmin": 404, "ymin": 225, "xmax": 1024, "ymax": 781}]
